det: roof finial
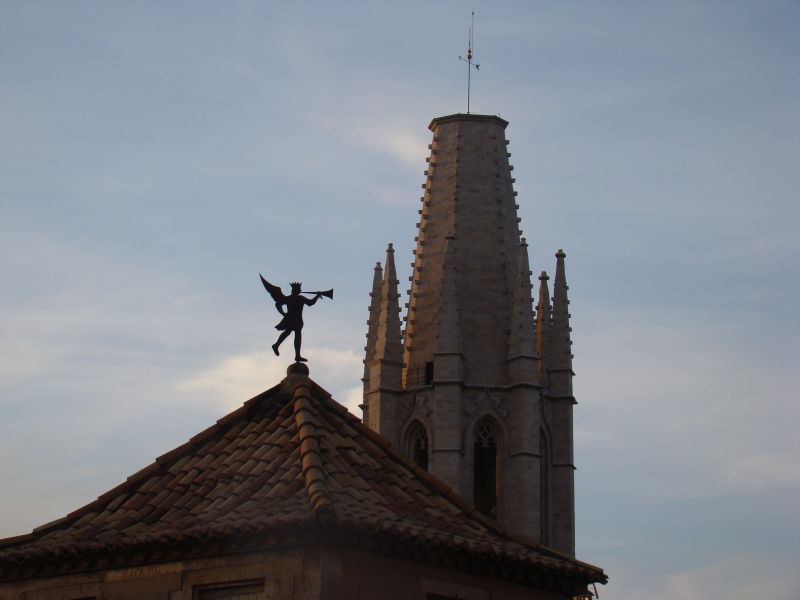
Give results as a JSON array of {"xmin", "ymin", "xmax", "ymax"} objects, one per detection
[{"xmin": 458, "ymin": 11, "xmax": 480, "ymax": 114}]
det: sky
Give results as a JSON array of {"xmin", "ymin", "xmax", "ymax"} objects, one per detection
[{"xmin": 1, "ymin": 1, "xmax": 798, "ymax": 598}]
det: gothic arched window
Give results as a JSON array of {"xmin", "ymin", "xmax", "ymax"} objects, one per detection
[
  {"xmin": 407, "ymin": 420, "xmax": 429, "ymax": 471},
  {"xmin": 473, "ymin": 420, "xmax": 498, "ymax": 517}
]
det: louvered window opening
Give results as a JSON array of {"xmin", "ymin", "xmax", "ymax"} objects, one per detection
[
  {"xmin": 473, "ymin": 422, "xmax": 498, "ymax": 517},
  {"xmin": 412, "ymin": 424, "xmax": 429, "ymax": 471}
]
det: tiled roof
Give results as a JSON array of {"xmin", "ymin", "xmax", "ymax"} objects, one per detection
[{"xmin": 0, "ymin": 366, "xmax": 606, "ymax": 590}]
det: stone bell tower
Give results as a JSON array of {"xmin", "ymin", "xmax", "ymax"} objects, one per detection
[{"xmin": 362, "ymin": 113, "xmax": 576, "ymax": 556}]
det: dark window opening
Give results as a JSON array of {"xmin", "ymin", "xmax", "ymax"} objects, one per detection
[
  {"xmin": 473, "ymin": 422, "xmax": 498, "ymax": 517},
  {"xmin": 197, "ymin": 581, "xmax": 265, "ymax": 600},
  {"xmin": 424, "ymin": 361, "xmax": 434, "ymax": 384},
  {"xmin": 411, "ymin": 423, "xmax": 429, "ymax": 471}
]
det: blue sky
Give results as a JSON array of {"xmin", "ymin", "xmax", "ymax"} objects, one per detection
[{"xmin": 1, "ymin": 2, "xmax": 798, "ymax": 598}]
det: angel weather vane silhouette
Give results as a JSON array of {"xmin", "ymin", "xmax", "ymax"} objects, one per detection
[{"xmin": 259, "ymin": 275, "xmax": 333, "ymax": 363}]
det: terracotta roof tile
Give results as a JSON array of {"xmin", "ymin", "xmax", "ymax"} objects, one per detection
[{"xmin": 0, "ymin": 371, "xmax": 605, "ymax": 588}]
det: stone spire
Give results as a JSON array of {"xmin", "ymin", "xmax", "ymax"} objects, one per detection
[
  {"xmin": 549, "ymin": 249, "xmax": 573, "ymax": 397},
  {"xmin": 507, "ymin": 238, "xmax": 537, "ymax": 385},
  {"xmin": 362, "ymin": 113, "xmax": 581, "ymax": 556},
  {"xmin": 535, "ymin": 271, "xmax": 552, "ymax": 385},
  {"xmin": 374, "ymin": 243, "xmax": 403, "ymax": 368},
  {"xmin": 403, "ymin": 114, "xmax": 521, "ymax": 387},
  {"xmin": 362, "ymin": 260, "xmax": 384, "ymax": 395}
]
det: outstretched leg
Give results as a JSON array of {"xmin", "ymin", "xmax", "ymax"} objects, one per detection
[
  {"xmin": 273, "ymin": 330, "xmax": 291, "ymax": 356},
  {"xmin": 294, "ymin": 329, "xmax": 307, "ymax": 362}
]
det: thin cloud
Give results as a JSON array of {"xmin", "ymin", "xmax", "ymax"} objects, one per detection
[
  {"xmin": 311, "ymin": 111, "xmax": 430, "ymax": 168},
  {"xmin": 175, "ymin": 346, "xmax": 363, "ymax": 413}
]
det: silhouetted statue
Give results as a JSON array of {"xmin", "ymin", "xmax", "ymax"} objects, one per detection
[{"xmin": 259, "ymin": 275, "xmax": 333, "ymax": 363}]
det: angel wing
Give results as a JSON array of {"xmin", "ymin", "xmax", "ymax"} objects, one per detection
[{"xmin": 259, "ymin": 274, "xmax": 285, "ymax": 303}]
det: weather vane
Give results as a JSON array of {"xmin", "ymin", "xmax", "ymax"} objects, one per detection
[
  {"xmin": 458, "ymin": 10, "xmax": 480, "ymax": 114},
  {"xmin": 259, "ymin": 275, "xmax": 333, "ymax": 363}
]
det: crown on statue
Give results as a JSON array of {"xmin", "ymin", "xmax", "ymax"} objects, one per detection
[{"xmin": 290, "ymin": 282, "xmax": 302, "ymax": 289}]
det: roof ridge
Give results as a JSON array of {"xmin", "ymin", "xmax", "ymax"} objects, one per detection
[
  {"xmin": 304, "ymin": 391, "xmax": 606, "ymax": 583},
  {"xmin": 304, "ymin": 380, "xmax": 606, "ymax": 577},
  {"xmin": 306, "ymin": 382, "xmax": 542, "ymax": 543},
  {"xmin": 299, "ymin": 378, "xmax": 515, "ymax": 539},
  {"xmin": 290, "ymin": 381, "xmax": 335, "ymax": 520}
]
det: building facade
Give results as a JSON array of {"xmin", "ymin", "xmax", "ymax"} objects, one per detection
[{"xmin": 363, "ymin": 114, "xmax": 577, "ymax": 556}]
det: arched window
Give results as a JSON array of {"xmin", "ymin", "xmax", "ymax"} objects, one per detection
[
  {"xmin": 407, "ymin": 421, "xmax": 429, "ymax": 471},
  {"xmin": 473, "ymin": 420, "xmax": 498, "ymax": 517}
]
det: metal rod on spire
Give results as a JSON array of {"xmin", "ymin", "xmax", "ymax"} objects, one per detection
[{"xmin": 458, "ymin": 11, "xmax": 480, "ymax": 114}]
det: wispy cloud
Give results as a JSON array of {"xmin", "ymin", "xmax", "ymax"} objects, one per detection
[{"xmin": 175, "ymin": 346, "xmax": 363, "ymax": 413}]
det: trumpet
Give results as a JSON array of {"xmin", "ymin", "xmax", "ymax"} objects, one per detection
[{"xmin": 300, "ymin": 289, "xmax": 334, "ymax": 299}]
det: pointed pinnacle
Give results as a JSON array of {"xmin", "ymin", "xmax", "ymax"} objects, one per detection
[
  {"xmin": 551, "ymin": 249, "xmax": 573, "ymax": 371},
  {"xmin": 375, "ymin": 242, "xmax": 403, "ymax": 363},
  {"xmin": 536, "ymin": 270, "xmax": 552, "ymax": 382}
]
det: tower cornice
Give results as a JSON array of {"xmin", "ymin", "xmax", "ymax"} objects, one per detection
[{"xmin": 429, "ymin": 113, "xmax": 509, "ymax": 131}]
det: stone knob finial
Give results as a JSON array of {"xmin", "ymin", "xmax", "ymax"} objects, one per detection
[{"xmin": 287, "ymin": 362, "xmax": 310, "ymax": 376}]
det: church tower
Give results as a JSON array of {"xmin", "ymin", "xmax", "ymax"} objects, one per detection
[{"xmin": 363, "ymin": 113, "xmax": 576, "ymax": 556}]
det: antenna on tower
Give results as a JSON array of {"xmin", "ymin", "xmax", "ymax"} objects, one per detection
[{"xmin": 458, "ymin": 10, "xmax": 480, "ymax": 114}]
